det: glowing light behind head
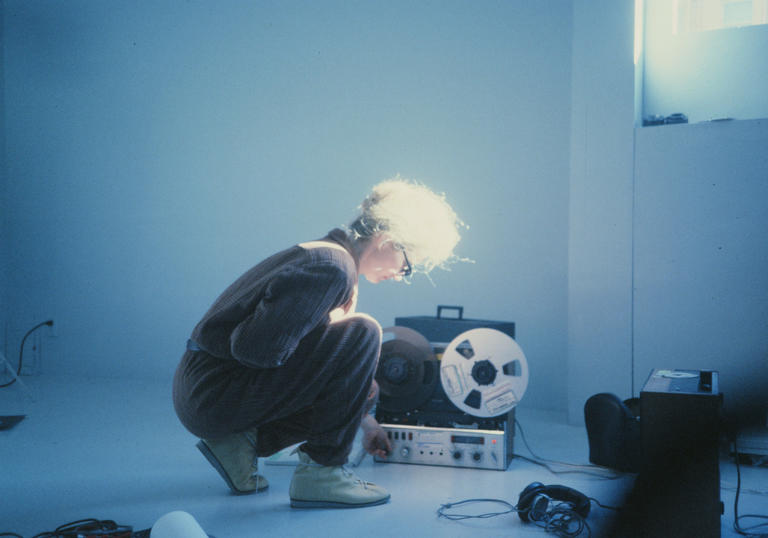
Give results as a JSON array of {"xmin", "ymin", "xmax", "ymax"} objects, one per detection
[{"xmin": 350, "ymin": 177, "xmax": 465, "ymax": 274}]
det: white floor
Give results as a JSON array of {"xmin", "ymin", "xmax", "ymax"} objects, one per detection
[{"xmin": 1, "ymin": 375, "xmax": 766, "ymax": 537}]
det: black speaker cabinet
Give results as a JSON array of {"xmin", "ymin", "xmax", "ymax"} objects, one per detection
[{"xmin": 612, "ymin": 369, "xmax": 723, "ymax": 538}]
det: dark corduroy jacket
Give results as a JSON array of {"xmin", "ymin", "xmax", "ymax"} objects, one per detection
[{"xmin": 190, "ymin": 229, "xmax": 359, "ymax": 369}]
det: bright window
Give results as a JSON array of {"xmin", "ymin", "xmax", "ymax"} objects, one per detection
[
  {"xmin": 639, "ymin": 0, "xmax": 768, "ymax": 124},
  {"xmin": 674, "ymin": 0, "xmax": 768, "ymax": 34}
]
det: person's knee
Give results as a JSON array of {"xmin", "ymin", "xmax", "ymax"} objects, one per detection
[{"xmin": 338, "ymin": 313, "xmax": 382, "ymax": 352}]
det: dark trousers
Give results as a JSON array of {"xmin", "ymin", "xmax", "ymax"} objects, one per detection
[{"xmin": 173, "ymin": 314, "xmax": 381, "ymax": 466}]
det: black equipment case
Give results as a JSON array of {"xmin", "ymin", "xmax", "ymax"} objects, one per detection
[{"xmin": 395, "ymin": 305, "xmax": 515, "ymax": 352}]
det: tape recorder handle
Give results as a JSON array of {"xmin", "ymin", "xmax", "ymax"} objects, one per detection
[{"xmin": 437, "ymin": 305, "xmax": 464, "ymax": 320}]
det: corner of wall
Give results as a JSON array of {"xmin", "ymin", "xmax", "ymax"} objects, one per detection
[{"xmin": 567, "ymin": 0, "xmax": 637, "ymax": 425}]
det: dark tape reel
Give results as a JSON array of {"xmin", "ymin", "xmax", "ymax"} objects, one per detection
[
  {"xmin": 376, "ymin": 338, "xmax": 439, "ymax": 413},
  {"xmin": 383, "ymin": 325, "xmax": 433, "ymax": 356}
]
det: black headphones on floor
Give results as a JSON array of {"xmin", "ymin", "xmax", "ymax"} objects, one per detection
[{"xmin": 517, "ymin": 482, "xmax": 592, "ymax": 523}]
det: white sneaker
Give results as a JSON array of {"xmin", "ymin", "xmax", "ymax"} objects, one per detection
[{"xmin": 289, "ymin": 448, "xmax": 390, "ymax": 508}]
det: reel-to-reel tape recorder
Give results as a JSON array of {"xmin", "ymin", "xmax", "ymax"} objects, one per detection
[{"xmin": 373, "ymin": 307, "xmax": 529, "ymax": 471}]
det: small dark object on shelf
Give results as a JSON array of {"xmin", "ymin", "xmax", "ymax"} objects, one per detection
[{"xmin": 664, "ymin": 112, "xmax": 688, "ymax": 124}]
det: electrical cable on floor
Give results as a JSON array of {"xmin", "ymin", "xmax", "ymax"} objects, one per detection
[
  {"xmin": 437, "ymin": 496, "xmax": 611, "ymax": 538},
  {"xmin": 436, "ymin": 498, "xmax": 518, "ymax": 520},
  {"xmin": 513, "ymin": 419, "xmax": 625, "ymax": 479},
  {"xmin": 0, "ymin": 320, "xmax": 54, "ymax": 389},
  {"xmin": 733, "ymin": 438, "xmax": 768, "ymax": 537},
  {"xmin": 722, "ymin": 483, "xmax": 768, "ymax": 497},
  {"xmin": 1, "ymin": 517, "xmax": 137, "ymax": 538},
  {"xmin": 586, "ymin": 496, "xmax": 621, "ymax": 511}
]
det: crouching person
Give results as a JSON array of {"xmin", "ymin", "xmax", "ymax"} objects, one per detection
[{"xmin": 172, "ymin": 178, "xmax": 463, "ymax": 508}]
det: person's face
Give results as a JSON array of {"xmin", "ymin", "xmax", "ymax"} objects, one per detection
[{"xmin": 359, "ymin": 235, "xmax": 411, "ymax": 284}]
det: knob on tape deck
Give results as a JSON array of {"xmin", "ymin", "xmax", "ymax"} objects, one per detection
[{"xmin": 373, "ymin": 306, "xmax": 527, "ymax": 471}]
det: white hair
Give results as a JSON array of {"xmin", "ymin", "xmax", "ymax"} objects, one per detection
[{"xmin": 349, "ymin": 177, "xmax": 465, "ymax": 273}]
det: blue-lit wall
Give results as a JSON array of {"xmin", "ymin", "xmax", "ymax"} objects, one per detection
[
  {"xmin": 1, "ymin": 1, "xmax": 572, "ymax": 411},
  {"xmin": 567, "ymin": 0, "xmax": 636, "ymax": 423},
  {"xmin": 633, "ymin": 119, "xmax": 768, "ymax": 425},
  {"xmin": 4, "ymin": 1, "xmax": 766, "ymax": 423},
  {"xmin": 0, "ymin": 5, "xmax": 6, "ymax": 363}
]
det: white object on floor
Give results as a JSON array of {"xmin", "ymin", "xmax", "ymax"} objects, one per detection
[
  {"xmin": 150, "ymin": 511, "xmax": 207, "ymax": 538},
  {"xmin": 264, "ymin": 442, "xmax": 302, "ymax": 465}
]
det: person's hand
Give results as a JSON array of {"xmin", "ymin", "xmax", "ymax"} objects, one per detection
[{"xmin": 361, "ymin": 415, "xmax": 392, "ymax": 458}]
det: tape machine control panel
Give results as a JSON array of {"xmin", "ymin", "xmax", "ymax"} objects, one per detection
[{"xmin": 378, "ymin": 424, "xmax": 511, "ymax": 471}]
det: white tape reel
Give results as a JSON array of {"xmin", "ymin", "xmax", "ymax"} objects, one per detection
[{"xmin": 439, "ymin": 328, "xmax": 529, "ymax": 417}]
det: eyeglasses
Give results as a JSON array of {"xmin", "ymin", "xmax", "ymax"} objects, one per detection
[{"xmin": 398, "ymin": 248, "xmax": 412, "ymax": 277}]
